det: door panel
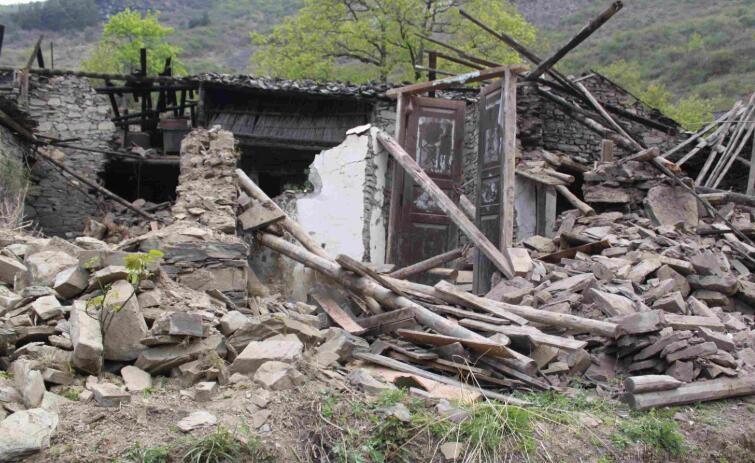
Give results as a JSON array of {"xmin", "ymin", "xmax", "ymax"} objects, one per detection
[
  {"xmin": 396, "ymin": 96, "xmax": 466, "ymax": 268},
  {"xmin": 474, "ymin": 80, "xmax": 504, "ymax": 294}
]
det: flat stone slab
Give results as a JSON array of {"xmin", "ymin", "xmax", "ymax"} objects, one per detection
[{"xmin": 91, "ymin": 382, "xmax": 130, "ymax": 407}]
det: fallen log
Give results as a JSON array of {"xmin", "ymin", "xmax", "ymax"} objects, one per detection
[
  {"xmin": 624, "ymin": 375, "xmax": 682, "ymax": 394},
  {"xmin": 377, "ymin": 130, "xmax": 515, "ymax": 279},
  {"xmin": 388, "ymin": 248, "xmax": 463, "ymax": 280},
  {"xmin": 626, "ymin": 375, "xmax": 755, "ymax": 410},
  {"xmin": 555, "ymin": 185, "xmax": 595, "ymax": 216},
  {"xmin": 435, "ymin": 280, "xmax": 620, "ymax": 338}
]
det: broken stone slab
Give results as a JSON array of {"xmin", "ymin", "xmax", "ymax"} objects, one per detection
[
  {"xmin": 41, "ymin": 368, "xmax": 74, "ymax": 386},
  {"xmin": 545, "ymin": 273, "xmax": 595, "ymax": 294},
  {"xmin": 168, "ymin": 312, "xmax": 205, "ymax": 337},
  {"xmin": 136, "ymin": 289, "xmax": 162, "ymax": 308},
  {"xmin": 666, "ymin": 361, "xmax": 694, "ymax": 383},
  {"xmin": 656, "ymin": 266, "xmax": 691, "ymax": 298},
  {"xmin": 644, "ymin": 185, "xmax": 698, "ymax": 227},
  {"xmin": 634, "ymin": 331, "xmax": 693, "ymax": 361},
  {"xmin": 69, "ymin": 302, "xmax": 103, "ymax": 375},
  {"xmin": 91, "ymin": 382, "xmax": 130, "ymax": 407},
  {"xmin": 219, "ymin": 310, "xmax": 249, "ymax": 336},
  {"xmin": 90, "ymin": 265, "xmax": 129, "ymax": 288},
  {"xmin": 615, "ymin": 310, "xmax": 666, "ymax": 335},
  {"xmin": 0, "ymin": 408, "xmax": 59, "ymax": 461},
  {"xmin": 177, "ymin": 410, "xmax": 217, "ymax": 433},
  {"xmin": 31, "ymin": 295, "xmax": 63, "ymax": 321},
  {"xmin": 505, "ymin": 248, "xmax": 533, "ymax": 276},
  {"xmin": 689, "ymin": 252, "xmax": 729, "ymax": 277},
  {"xmin": 652, "ymin": 291, "xmax": 686, "ymax": 314},
  {"xmin": 135, "ymin": 334, "xmax": 226, "ymax": 374},
  {"xmin": 11, "ymin": 359, "xmax": 45, "ymax": 408},
  {"xmin": 73, "ymin": 237, "xmax": 109, "ymax": 251},
  {"xmin": 121, "ymin": 366, "xmax": 152, "ymax": 392},
  {"xmin": 315, "ymin": 328, "xmax": 369, "ymax": 365},
  {"xmin": 665, "ymin": 341, "xmax": 717, "ymax": 363},
  {"xmin": 346, "ymin": 368, "xmax": 395, "ymax": 394},
  {"xmin": 664, "ymin": 314, "xmax": 725, "ymax": 332},
  {"xmin": 697, "ymin": 327, "xmax": 735, "ymax": 351},
  {"xmin": 642, "ymin": 279, "xmax": 680, "ymax": 305},
  {"xmin": 0, "ymin": 255, "xmax": 27, "ymax": 286},
  {"xmin": 25, "ymin": 251, "xmax": 78, "ymax": 287},
  {"xmin": 522, "ymin": 235, "xmax": 556, "ymax": 253},
  {"xmin": 101, "ymin": 280, "xmax": 148, "ymax": 361},
  {"xmin": 687, "ymin": 274, "xmax": 739, "ymax": 296},
  {"xmin": 230, "ymin": 335, "xmax": 303, "ymax": 375},
  {"xmin": 52, "ymin": 266, "xmax": 88, "ymax": 300},
  {"xmin": 253, "ymin": 361, "xmax": 305, "ymax": 390},
  {"xmin": 227, "ymin": 313, "xmax": 323, "ymax": 352},
  {"xmin": 0, "ymin": 285, "xmax": 22, "ymax": 311},
  {"xmin": 692, "ymin": 290, "xmax": 729, "ymax": 307},
  {"xmin": 588, "ymin": 288, "xmax": 636, "ymax": 317},
  {"xmin": 627, "ymin": 258, "xmax": 661, "ymax": 284},
  {"xmin": 193, "ymin": 381, "xmax": 218, "ymax": 402}
]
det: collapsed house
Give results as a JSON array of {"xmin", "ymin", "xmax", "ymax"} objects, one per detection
[{"xmin": 0, "ymin": 1, "xmax": 754, "ymax": 460}]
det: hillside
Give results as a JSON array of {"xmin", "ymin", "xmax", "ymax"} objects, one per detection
[
  {"xmin": 0, "ymin": 0, "xmax": 751, "ymax": 111},
  {"xmin": 513, "ymin": 0, "xmax": 754, "ymax": 109}
]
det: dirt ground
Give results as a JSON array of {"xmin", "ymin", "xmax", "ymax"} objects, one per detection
[{"xmin": 22, "ymin": 367, "xmax": 755, "ymax": 463}]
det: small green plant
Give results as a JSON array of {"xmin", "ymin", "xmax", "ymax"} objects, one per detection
[
  {"xmin": 142, "ymin": 387, "xmax": 156, "ymax": 398},
  {"xmin": 611, "ymin": 410, "xmax": 685, "ymax": 455},
  {"xmin": 180, "ymin": 426, "xmax": 274, "ymax": 463},
  {"xmin": 0, "ymin": 371, "xmax": 13, "ymax": 380},
  {"xmin": 122, "ymin": 442, "xmax": 171, "ymax": 463},
  {"xmin": 59, "ymin": 387, "xmax": 80, "ymax": 401}
]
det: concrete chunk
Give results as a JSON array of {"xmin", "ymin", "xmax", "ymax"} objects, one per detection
[{"xmin": 69, "ymin": 302, "xmax": 103, "ymax": 375}]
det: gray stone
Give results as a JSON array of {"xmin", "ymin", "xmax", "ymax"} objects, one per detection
[
  {"xmin": 381, "ymin": 403, "xmax": 411, "ymax": 422},
  {"xmin": 522, "ymin": 235, "xmax": 556, "ymax": 253},
  {"xmin": 90, "ymin": 265, "xmax": 129, "ymax": 287},
  {"xmin": 440, "ymin": 442, "xmax": 464, "ymax": 461},
  {"xmin": 69, "ymin": 302, "xmax": 103, "ymax": 375},
  {"xmin": 652, "ymin": 291, "xmax": 686, "ymax": 314},
  {"xmin": 227, "ymin": 313, "xmax": 323, "ymax": 351},
  {"xmin": 644, "ymin": 185, "xmax": 698, "ymax": 227},
  {"xmin": 101, "ymin": 280, "xmax": 147, "ymax": 361},
  {"xmin": 698, "ymin": 327, "xmax": 735, "ymax": 352},
  {"xmin": 230, "ymin": 335, "xmax": 303, "ymax": 374},
  {"xmin": 0, "ymin": 408, "xmax": 59, "ymax": 461},
  {"xmin": 0, "ymin": 386, "xmax": 22, "ymax": 404},
  {"xmin": 41, "ymin": 368, "xmax": 74, "ymax": 386},
  {"xmin": 169, "ymin": 312, "xmax": 204, "ymax": 337},
  {"xmin": 53, "ymin": 266, "xmax": 88, "ymax": 299},
  {"xmin": 135, "ymin": 334, "xmax": 226, "ymax": 374},
  {"xmin": 346, "ymin": 368, "xmax": 395, "ymax": 394},
  {"xmin": 588, "ymin": 288, "xmax": 635, "ymax": 317},
  {"xmin": 253, "ymin": 361, "xmax": 305, "ymax": 390},
  {"xmin": 315, "ymin": 328, "xmax": 369, "ymax": 365},
  {"xmin": 31, "ymin": 295, "xmax": 63, "ymax": 321},
  {"xmin": 91, "ymin": 382, "xmax": 130, "ymax": 407},
  {"xmin": 0, "ymin": 285, "xmax": 21, "ymax": 310},
  {"xmin": 193, "ymin": 381, "xmax": 218, "ymax": 402},
  {"xmin": 656, "ymin": 265, "xmax": 691, "ymax": 298},
  {"xmin": 219, "ymin": 311, "xmax": 248, "ymax": 336},
  {"xmin": 666, "ymin": 361, "xmax": 694, "ymax": 383},
  {"xmin": 615, "ymin": 310, "xmax": 665, "ymax": 335},
  {"xmin": 121, "ymin": 366, "xmax": 152, "ymax": 392},
  {"xmin": 40, "ymin": 391, "xmax": 71, "ymax": 412},
  {"xmin": 689, "ymin": 252, "xmax": 729, "ymax": 277},
  {"xmin": 25, "ymin": 251, "xmax": 77, "ymax": 287},
  {"xmin": 73, "ymin": 237, "xmax": 109, "ymax": 250},
  {"xmin": 687, "ymin": 274, "xmax": 739, "ymax": 296},
  {"xmin": 177, "ymin": 410, "xmax": 217, "ymax": 433},
  {"xmin": 136, "ymin": 289, "xmax": 162, "ymax": 308},
  {"xmin": 692, "ymin": 290, "xmax": 729, "ymax": 307},
  {"xmin": 665, "ymin": 342, "xmax": 717, "ymax": 362},
  {"xmin": 11, "ymin": 359, "xmax": 45, "ymax": 408},
  {"xmin": 48, "ymin": 335, "xmax": 73, "ymax": 351},
  {"xmin": 0, "ymin": 255, "xmax": 27, "ymax": 286}
]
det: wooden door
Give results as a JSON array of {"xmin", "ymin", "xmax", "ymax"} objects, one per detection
[{"xmin": 395, "ymin": 96, "xmax": 466, "ymax": 268}]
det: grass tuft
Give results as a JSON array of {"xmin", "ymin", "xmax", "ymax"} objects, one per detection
[
  {"xmin": 611, "ymin": 410, "xmax": 685, "ymax": 455},
  {"xmin": 122, "ymin": 442, "xmax": 170, "ymax": 463}
]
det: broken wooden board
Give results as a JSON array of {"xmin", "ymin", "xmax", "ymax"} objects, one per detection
[
  {"xmin": 363, "ymin": 365, "xmax": 482, "ymax": 403},
  {"xmin": 396, "ymin": 328, "xmax": 514, "ymax": 359},
  {"xmin": 237, "ymin": 200, "xmax": 285, "ymax": 231},
  {"xmin": 358, "ymin": 308, "xmax": 416, "ymax": 336},
  {"xmin": 311, "ymin": 293, "xmax": 366, "ymax": 335},
  {"xmin": 336, "ymin": 254, "xmax": 408, "ymax": 297}
]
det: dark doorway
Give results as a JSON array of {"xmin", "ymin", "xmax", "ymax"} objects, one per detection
[
  {"xmin": 238, "ymin": 146, "xmax": 320, "ymax": 198},
  {"xmin": 103, "ymin": 160, "xmax": 179, "ymax": 203}
]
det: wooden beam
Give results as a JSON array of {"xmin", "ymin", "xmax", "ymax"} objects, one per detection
[
  {"xmin": 527, "ymin": 1, "xmax": 623, "ymax": 81},
  {"xmin": 458, "ymin": 318, "xmax": 588, "ymax": 351},
  {"xmin": 626, "ymin": 375, "xmax": 755, "ymax": 410},
  {"xmin": 386, "ymin": 93, "xmax": 408, "ymax": 264},
  {"xmin": 459, "ymin": 194, "xmax": 476, "ymax": 220},
  {"xmin": 396, "ymin": 329, "xmax": 514, "ymax": 359},
  {"xmin": 25, "ymin": 36, "xmax": 43, "ymax": 70},
  {"xmin": 376, "ymin": 131, "xmax": 516, "ymax": 279},
  {"xmin": 336, "ymin": 254, "xmax": 408, "ymax": 298},
  {"xmin": 386, "ymin": 65, "xmax": 527, "ymax": 98},
  {"xmin": 555, "ymin": 185, "xmax": 595, "ymax": 216},
  {"xmin": 416, "ymin": 33, "xmax": 500, "ymax": 68},
  {"xmin": 311, "ymin": 293, "xmax": 365, "ymax": 335},
  {"xmin": 388, "ymin": 248, "xmax": 463, "ymax": 280},
  {"xmin": 500, "ymin": 69, "xmax": 517, "ymax": 249}
]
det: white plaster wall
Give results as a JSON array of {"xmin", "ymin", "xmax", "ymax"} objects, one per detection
[
  {"xmin": 296, "ymin": 128, "xmax": 387, "ymax": 264},
  {"xmin": 368, "ymin": 128, "xmax": 388, "ymax": 264}
]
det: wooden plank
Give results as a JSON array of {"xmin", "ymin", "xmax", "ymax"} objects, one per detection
[
  {"xmin": 311, "ymin": 293, "xmax": 365, "ymax": 335},
  {"xmin": 428, "ymin": 304, "xmax": 511, "ymax": 325},
  {"xmin": 501, "ymin": 69, "xmax": 517, "ymax": 249},
  {"xmin": 526, "ymin": 1, "xmax": 623, "ymax": 81},
  {"xmin": 459, "ymin": 194, "xmax": 476, "ymax": 220},
  {"xmin": 384, "ymin": 342, "xmax": 438, "ymax": 361},
  {"xmin": 434, "ymin": 280, "xmax": 528, "ymax": 326},
  {"xmin": 386, "ymin": 64, "xmax": 527, "ymax": 98},
  {"xmin": 237, "ymin": 200, "xmax": 285, "ymax": 231},
  {"xmin": 388, "ymin": 248, "xmax": 463, "ymax": 280},
  {"xmin": 386, "ymin": 92, "xmax": 409, "ymax": 264},
  {"xmin": 377, "ymin": 131, "xmax": 515, "ymax": 279},
  {"xmin": 358, "ymin": 307, "xmax": 416, "ymax": 335},
  {"xmin": 458, "ymin": 318, "xmax": 587, "ymax": 351},
  {"xmin": 354, "ymin": 352, "xmax": 527, "ymax": 404},
  {"xmin": 396, "ymin": 329, "xmax": 514, "ymax": 359},
  {"xmin": 626, "ymin": 375, "xmax": 755, "ymax": 411},
  {"xmin": 624, "ymin": 375, "xmax": 682, "ymax": 394}
]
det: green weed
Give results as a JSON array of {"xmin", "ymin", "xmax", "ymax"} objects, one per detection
[
  {"xmin": 611, "ymin": 410, "xmax": 685, "ymax": 455},
  {"xmin": 122, "ymin": 442, "xmax": 171, "ymax": 463},
  {"xmin": 59, "ymin": 387, "xmax": 80, "ymax": 401},
  {"xmin": 180, "ymin": 426, "xmax": 274, "ymax": 463}
]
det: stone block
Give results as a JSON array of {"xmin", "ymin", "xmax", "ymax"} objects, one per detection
[
  {"xmin": 168, "ymin": 312, "xmax": 204, "ymax": 337},
  {"xmin": 52, "ymin": 266, "xmax": 88, "ymax": 299},
  {"xmin": 91, "ymin": 382, "xmax": 130, "ymax": 407},
  {"xmin": 25, "ymin": 251, "xmax": 77, "ymax": 286},
  {"xmin": 0, "ymin": 408, "xmax": 59, "ymax": 461},
  {"xmin": 69, "ymin": 302, "xmax": 103, "ymax": 375},
  {"xmin": 193, "ymin": 382, "xmax": 218, "ymax": 402},
  {"xmin": 230, "ymin": 335, "xmax": 303, "ymax": 375},
  {"xmin": 219, "ymin": 311, "xmax": 248, "ymax": 336},
  {"xmin": 253, "ymin": 361, "xmax": 305, "ymax": 390},
  {"xmin": 121, "ymin": 366, "xmax": 152, "ymax": 392},
  {"xmin": 652, "ymin": 291, "xmax": 686, "ymax": 314},
  {"xmin": 31, "ymin": 295, "xmax": 63, "ymax": 321},
  {"xmin": 11, "ymin": 359, "xmax": 45, "ymax": 408},
  {"xmin": 0, "ymin": 255, "xmax": 27, "ymax": 286},
  {"xmin": 101, "ymin": 280, "xmax": 147, "ymax": 361}
]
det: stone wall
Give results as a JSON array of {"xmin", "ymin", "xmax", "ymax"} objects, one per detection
[{"xmin": 23, "ymin": 74, "xmax": 116, "ymax": 237}]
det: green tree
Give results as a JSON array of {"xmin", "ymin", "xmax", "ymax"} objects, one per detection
[
  {"xmin": 251, "ymin": 0, "xmax": 536, "ymax": 82},
  {"xmin": 83, "ymin": 9, "xmax": 185, "ymax": 76}
]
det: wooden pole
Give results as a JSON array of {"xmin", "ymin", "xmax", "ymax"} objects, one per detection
[
  {"xmin": 388, "ymin": 248, "xmax": 463, "ymax": 280},
  {"xmin": 747, "ymin": 133, "xmax": 755, "ymax": 196},
  {"xmin": 236, "ymin": 169, "xmax": 330, "ymax": 260},
  {"xmin": 386, "ymin": 93, "xmax": 409, "ymax": 264},
  {"xmin": 376, "ymin": 131, "xmax": 515, "ymax": 279},
  {"xmin": 500, "ymin": 69, "xmax": 517, "ymax": 249},
  {"xmin": 527, "ymin": 1, "xmax": 623, "ymax": 81},
  {"xmin": 626, "ymin": 375, "xmax": 755, "ymax": 410},
  {"xmin": 459, "ymin": 194, "xmax": 476, "ymax": 220},
  {"xmin": 34, "ymin": 149, "xmax": 158, "ymax": 221},
  {"xmin": 555, "ymin": 185, "xmax": 595, "ymax": 216}
]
